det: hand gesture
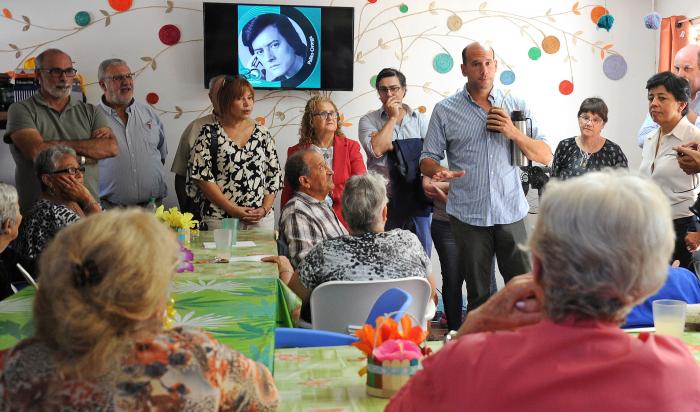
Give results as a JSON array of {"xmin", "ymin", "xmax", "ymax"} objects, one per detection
[
  {"xmin": 486, "ymin": 107, "xmax": 518, "ymax": 140},
  {"xmin": 432, "ymin": 169, "xmax": 465, "ymax": 182},
  {"xmin": 422, "ymin": 176, "xmax": 448, "ymax": 203},
  {"xmin": 383, "ymin": 96, "xmax": 403, "ymax": 120},
  {"xmin": 674, "ymin": 144, "xmax": 700, "ymax": 175},
  {"xmin": 55, "ymin": 174, "xmax": 93, "ymax": 205}
]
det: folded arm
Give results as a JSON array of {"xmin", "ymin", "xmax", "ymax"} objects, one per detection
[{"xmin": 10, "ymin": 127, "xmax": 118, "ymax": 161}]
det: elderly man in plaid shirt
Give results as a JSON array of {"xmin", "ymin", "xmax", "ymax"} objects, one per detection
[{"xmin": 279, "ymin": 149, "xmax": 347, "ymax": 268}]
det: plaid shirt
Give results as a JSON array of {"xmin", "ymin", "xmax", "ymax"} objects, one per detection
[{"xmin": 279, "ymin": 192, "xmax": 347, "ymax": 268}]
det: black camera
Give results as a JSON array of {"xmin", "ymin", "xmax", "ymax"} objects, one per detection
[{"xmin": 690, "ymin": 194, "xmax": 700, "ymax": 222}]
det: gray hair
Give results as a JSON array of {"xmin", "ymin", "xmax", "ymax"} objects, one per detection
[
  {"xmin": 35, "ymin": 48, "xmax": 70, "ymax": 70},
  {"xmin": 208, "ymin": 74, "xmax": 228, "ymax": 90},
  {"xmin": 35, "ymin": 146, "xmax": 78, "ymax": 191},
  {"xmin": 0, "ymin": 183, "xmax": 19, "ymax": 226},
  {"xmin": 530, "ymin": 170, "xmax": 675, "ymax": 324},
  {"xmin": 98, "ymin": 58, "xmax": 128, "ymax": 81},
  {"xmin": 342, "ymin": 172, "xmax": 388, "ymax": 233}
]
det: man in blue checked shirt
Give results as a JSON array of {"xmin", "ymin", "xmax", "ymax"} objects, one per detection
[{"xmin": 420, "ymin": 42, "xmax": 552, "ymax": 316}]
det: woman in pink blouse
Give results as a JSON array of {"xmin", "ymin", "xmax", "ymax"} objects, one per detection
[
  {"xmin": 0, "ymin": 210, "xmax": 278, "ymax": 411},
  {"xmin": 388, "ymin": 171, "xmax": 700, "ymax": 411}
]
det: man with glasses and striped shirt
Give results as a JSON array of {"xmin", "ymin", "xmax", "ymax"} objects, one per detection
[
  {"xmin": 420, "ymin": 42, "xmax": 552, "ymax": 318},
  {"xmin": 4, "ymin": 48, "xmax": 117, "ymax": 213}
]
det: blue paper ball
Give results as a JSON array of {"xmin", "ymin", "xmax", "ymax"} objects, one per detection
[
  {"xmin": 644, "ymin": 12, "xmax": 661, "ymax": 30},
  {"xmin": 597, "ymin": 14, "xmax": 615, "ymax": 32}
]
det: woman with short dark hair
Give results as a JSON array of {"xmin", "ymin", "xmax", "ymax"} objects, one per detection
[
  {"xmin": 550, "ymin": 97, "xmax": 627, "ymax": 180},
  {"xmin": 639, "ymin": 71, "xmax": 700, "ymax": 271}
]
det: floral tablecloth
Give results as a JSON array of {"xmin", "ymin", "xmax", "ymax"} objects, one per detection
[
  {"xmin": 274, "ymin": 333, "xmax": 700, "ymax": 412},
  {"xmin": 0, "ymin": 229, "xmax": 299, "ymax": 372}
]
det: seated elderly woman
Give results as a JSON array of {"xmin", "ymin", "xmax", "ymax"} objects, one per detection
[
  {"xmin": 269, "ymin": 172, "xmax": 434, "ymax": 322},
  {"xmin": 0, "ymin": 183, "xmax": 22, "ymax": 299},
  {"xmin": 12, "ymin": 145, "xmax": 101, "ymax": 271},
  {"xmin": 0, "ymin": 210, "xmax": 278, "ymax": 410},
  {"xmin": 387, "ymin": 171, "xmax": 700, "ymax": 411}
]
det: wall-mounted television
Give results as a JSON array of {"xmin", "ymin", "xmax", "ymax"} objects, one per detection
[{"xmin": 203, "ymin": 2, "xmax": 354, "ymax": 91}]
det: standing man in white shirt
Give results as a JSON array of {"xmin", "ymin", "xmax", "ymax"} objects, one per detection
[{"xmin": 97, "ymin": 58, "xmax": 167, "ymax": 208}]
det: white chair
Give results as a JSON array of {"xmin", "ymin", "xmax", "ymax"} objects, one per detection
[{"xmin": 310, "ymin": 277, "xmax": 434, "ymax": 334}]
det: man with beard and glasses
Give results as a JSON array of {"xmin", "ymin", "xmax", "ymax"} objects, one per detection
[
  {"xmin": 4, "ymin": 48, "xmax": 117, "ymax": 213},
  {"xmin": 96, "ymin": 58, "xmax": 167, "ymax": 208}
]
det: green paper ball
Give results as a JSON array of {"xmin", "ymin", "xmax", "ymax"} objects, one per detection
[
  {"xmin": 74, "ymin": 11, "xmax": 90, "ymax": 27},
  {"xmin": 370, "ymin": 75, "xmax": 378, "ymax": 88},
  {"xmin": 399, "ymin": 4, "xmax": 408, "ymax": 13},
  {"xmin": 528, "ymin": 47, "xmax": 542, "ymax": 60}
]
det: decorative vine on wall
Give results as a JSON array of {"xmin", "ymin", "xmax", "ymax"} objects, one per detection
[{"xmin": 0, "ymin": 0, "xmax": 628, "ymax": 141}]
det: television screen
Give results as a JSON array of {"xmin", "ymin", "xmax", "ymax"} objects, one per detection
[{"xmin": 204, "ymin": 2, "xmax": 354, "ymax": 91}]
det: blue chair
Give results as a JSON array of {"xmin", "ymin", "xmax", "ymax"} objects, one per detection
[
  {"xmin": 365, "ymin": 287, "xmax": 413, "ymax": 326},
  {"xmin": 274, "ymin": 327, "xmax": 358, "ymax": 349}
]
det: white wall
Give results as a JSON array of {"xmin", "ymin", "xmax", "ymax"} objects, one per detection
[{"xmin": 0, "ymin": 0, "xmax": 657, "ymax": 206}]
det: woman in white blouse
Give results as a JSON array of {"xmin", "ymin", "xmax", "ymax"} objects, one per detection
[{"xmin": 639, "ymin": 71, "xmax": 700, "ymax": 271}]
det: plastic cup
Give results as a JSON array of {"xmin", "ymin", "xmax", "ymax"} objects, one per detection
[
  {"xmin": 653, "ymin": 299, "xmax": 687, "ymax": 338},
  {"xmin": 213, "ymin": 229, "xmax": 233, "ymax": 261},
  {"xmin": 222, "ymin": 218, "xmax": 239, "ymax": 246}
]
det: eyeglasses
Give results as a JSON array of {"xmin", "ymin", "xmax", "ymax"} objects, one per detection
[
  {"xmin": 49, "ymin": 166, "xmax": 85, "ymax": 176},
  {"xmin": 377, "ymin": 85, "xmax": 402, "ymax": 95},
  {"xmin": 578, "ymin": 115, "xmax": 603, "ymax": 125},
  {"xmin": 313, "ymin": 111, "xmax": 339, "ymax": 120},
  {"xmin": 104, "ymin": 72, "xmax": 135, "ymax": 82},
  {"xmin": 40, "ymin": 68, "xmax": 78, "ymax": 78}
]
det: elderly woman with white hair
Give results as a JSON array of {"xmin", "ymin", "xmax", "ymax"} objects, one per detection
[
  {"xmin": 388, "ymin": 171, "xmax": 700, "ymax": 411},
  {"xmin": 13, "ymin": 145, "xmax": 101, "ymax": 270},
  {"xmin": 268, "ymin": 172, "xmax": 434, "ymax": 322},
  {"xmin": 0, "ymin": 183, "xmax": 22, "ymax": 299}
]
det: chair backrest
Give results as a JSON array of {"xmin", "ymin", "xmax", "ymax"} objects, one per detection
[
  {"xmin": 310, "ymin": 277, "xmax": 432, "ymax": 334},
  {"xmin": 365, "ymin": 287, "xmax": 412, "ymax": 326},
  {"xmin": 274, "ymin": 327, "xmax": 358, "ymax": 349}
]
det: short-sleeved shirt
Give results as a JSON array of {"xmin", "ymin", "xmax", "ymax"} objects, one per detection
[
  {"xmin": 550, "ymin": 137, "xmax": 628, "ymax": 180},
  {"xmin": 98, "ymin": 98, "xmax": 168, "ymax": 205},
  {"xmin": 186, "ymin": 121, "xmax": 282, "ymax": 220},
  {"xmin": 5, "ymin": 93, "xmax": 110, "ymax": 212},
  {"xmin": 420, "ymin": 86, "xmax": 549, "ymax": 227},
  {"xmin": 357, "ymin": 106, "xmax": 428, "ymax": 180},
  {"xmin": 298, "ymin": 229, "xmax": 430, "ymax": 291},
  {"xmin": 0, "ymin": 327, "xmax": 278, "ymax": 411},
  {"xmin": 12, "ymin": 199, "xmax": 81, "ymax": 261},
  {"xmin": 171, "ymin": 113, "xmax": 217, "ymax": 176}
]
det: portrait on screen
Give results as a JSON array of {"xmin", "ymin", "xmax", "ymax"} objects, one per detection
[{"xmin": 238, "ymin": 6, "xmax": 321, "ymax": 89}]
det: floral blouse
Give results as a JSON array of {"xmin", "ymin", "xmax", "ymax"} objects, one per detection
[
  {"xmin": 550, "ymin": 137, "xmax": 628, "ymax": 181},
  {"xmin": 0, "ymin": 327, "xmax": 278, "ymax": 411},
  {"xmin": 12, "ymin": 198, "xmax": 81, "ymax": 261},
  {"xmin": 187, "ymin": 122, "xmax": 282, "ymax": 220}
]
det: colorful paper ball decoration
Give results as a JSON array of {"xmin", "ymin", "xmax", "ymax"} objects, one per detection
[
  {"xmin": 433, "ymin": 53, "xmax": 454, "ymax": 74},
  {"xmin": 597, "ymin": 14, "xmax": 615, "ymax": 31},
  {"xmin": 559, "ymin": 80, "xmax": 574, "ymax": 95},
  {"xmin": 528, "ymin": 47, "xmax": 542, "ymax": 60},
  {"xmin": 602, "ymin": 55, "xmax": 627, "ymax": 80},
  {"xmin": 590, "ymin": 6, "xmax": 608, "ymax": 24},
  {"xmin": 159, "ymin": 24, "xmax": 181, "ymax": 46},
  {"xmin": 644, "ymin": 12, "xmax": 661, "ymax": 29},
  {"xmin": 447, "ymin": 14, "xmax": 463, "ymax": 31},
  {"xmin": 74, "ymin": 11, "xmax": 90, "ymax": 27},
  {"xmin": 368, "ymin": 0, "xmax": 377, "ymax": 3},
  {"xmin": 541, "ymin": 36, "xmax": 560, "ymax": 54},
  {"xmin": 146, "ymin": 92, "xmax": 159, "ymax": 105},
  {"xmin": 370, "ymin": 75, "xmax": 378, "ymax": 88},
  {"xmin": 500, "ymin": 70, "xmax": 515, "ymax": 85},
  {"xmin": 108, "ymin": 0, "xmax": 132, "ymax": 12},
  {"xmin": 399, "ymin": 4, "xmax": 408, "ymax": 13}
]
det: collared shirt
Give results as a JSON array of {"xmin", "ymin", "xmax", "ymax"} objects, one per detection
[
  {"xmin": 420, "ymin": 85, "xmax": 548, "ymax": 226},
  {"xmin": 639, "ymin": 116, "xmax": 700, "ymax": 219},
  {"xmin": 98, "ymin": 98, "xmax": 167, "ymax": 205},
  {"xmin": 171, "ymin": 113, "xmax": 217, "ymax": 176},
  {"xmin": 279, "ymin": 191, "xmax": 347, "ymax": 268},
  {"xmin": 358, "ymin": 105, "xmax": 428, "ymax": 180},
  {"xmin": 637, "ymin": 93, "xmax": 700, "ymax": 148},
  {"xmin": 5, "ymin": 93, "xmax": 110, "ymax": 212}
]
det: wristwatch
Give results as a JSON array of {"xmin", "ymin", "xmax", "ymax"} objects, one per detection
[
  {"xmin": 79, "ymin": 155, "xmax": 86, "ymax": 165},
  {"xmin": 443, "ymin": 330, "xmax": 459, "ymax": 344}
]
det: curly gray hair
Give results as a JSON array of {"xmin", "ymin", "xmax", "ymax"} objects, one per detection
[
  {"xmin": 341, "ymin": 172, "xmax": 388, "ymax": 234},
  {"xmin": 0, "ymin": 183, "xmax": 19, "ymax": 226},
  {"xmin": 530, "ymin": 170, "xmax": 675, "ymax": 324}
]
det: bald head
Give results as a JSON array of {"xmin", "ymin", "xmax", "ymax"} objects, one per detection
[
  {"xmin": 674, "ymin": 44, "xmax": 700, "ymax": 95},
  {"xmin": 461, "ymin": 42, "xmax": 495, "ymax": 65}
]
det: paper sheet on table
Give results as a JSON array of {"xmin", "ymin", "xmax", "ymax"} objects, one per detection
[
  {"xmin": 203, "ymin": 241, "xmax": 257, "ymax": 249},
  {"xmin": 229, "ymin": 255, "xmax": 269, "ymax": 262}
]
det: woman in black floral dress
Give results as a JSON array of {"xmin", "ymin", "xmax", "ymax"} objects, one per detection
[
  {"xmin": 551, "ymin": 97, "xmax": 628, "ymax": 180},
  {"xmin": 187, "ymin": 77, "xmax": 282, "ymax": 229}
]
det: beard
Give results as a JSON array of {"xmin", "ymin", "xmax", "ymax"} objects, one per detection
[{"xmin": 44, "ymin": 82, "xmax": 71, "ymax": 99}]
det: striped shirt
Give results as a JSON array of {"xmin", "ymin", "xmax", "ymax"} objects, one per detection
[
  {"xmin": 420, "ymin": 85, "xmax": 548, "ymax": 226},
  {"xmin": 279, "ymin": 191, "xmax": 348, "ymax": 268}
]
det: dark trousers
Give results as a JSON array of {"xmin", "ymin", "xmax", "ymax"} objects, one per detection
[
  {"xmin": 673, "ymin": 216, "xmax": 697, "ymax": 273},
  {"xmin": 450, "ymin": 216, "xmax": 531, "ymax": 312},
  {"xmin": 433, "ymin": 219, "xmax": 496, "ymax": 331}
]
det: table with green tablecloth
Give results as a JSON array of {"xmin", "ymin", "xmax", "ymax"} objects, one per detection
[
  {"xmin": 273, "ymin": 333, "xmax": 700, "ymax": 412},
  {"xmin": 0, "ymin": 229, "xmax": 300, "ymax": 372}
]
